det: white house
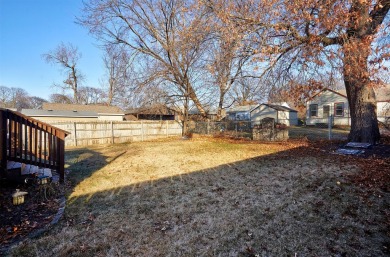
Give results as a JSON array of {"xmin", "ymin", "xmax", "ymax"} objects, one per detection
[
  {"xmin": 376, "ymin": 86, "xmax": 390, "ymax": 124},
  {"xmin": 227, "ymin": 104, "xmax": 298, "ymax": 126},
  {"xmin": 306, "ymin": 86, "xmax": 390, "ymax": 126},
  {"xmin": 306, "ymin": 89, "xmax": 350, "ymax": 126}
]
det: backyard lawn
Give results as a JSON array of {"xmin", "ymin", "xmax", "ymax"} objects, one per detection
[{"xmin": 8, "ymin": 137, "xmax": 390, "ymax": 256}]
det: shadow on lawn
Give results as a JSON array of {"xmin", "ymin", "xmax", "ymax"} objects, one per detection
[
  {"xmin": 65, "ymin": 147, "xmax": 129, "ymax": 186},
  {"xmin": 13, "ymin": 140, "xmax": 388, "ymax": 257}
]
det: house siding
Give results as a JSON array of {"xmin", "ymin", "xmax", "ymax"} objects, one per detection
[
  {"xmin": 28, "ymin": 116, "xmax": 99, "ymax": 122},
  {"xmin": 306, "ymin": 90, "xmax": 350, "ymax": 125},
  {"xmin": 251, "ymin": 105, "xmax": 298, "ymax": 126},
  {"xmin": 252, "ymin": 105, "xmax": 278, "ymax": 123}
]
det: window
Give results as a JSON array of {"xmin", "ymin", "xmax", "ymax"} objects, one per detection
[
  {"xmin": 309, "ymin": 104, "xmax": 318, "ymax": 117},
  {"xmin": 335, "ymin": 102, "xmax": 344, "ymax": 116},
  {"xmin": 236, "ymin": 112, "xmax": 249, "ymax": 120},
  {"xmin": 323, "ymin": 105, "xmax": 330, "ymax": 118}
]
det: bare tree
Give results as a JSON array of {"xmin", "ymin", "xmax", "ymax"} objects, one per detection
[
  {"xmin": 29, "ymin": 96, "xmax": 48, "ymax": 109},
  {"xmin": 206, "ymin": 32, "xmax": 254, "ymax": 119},
  {"xmin": 78, "ymin": 86, "xmax": 106, "ymax": 105},
  {"xmin": 0, "ymin": 86, "xmax": 12, "ymax": 107},
  {"xmin": 229, "ymin": 77, "xmax": 268, "ymax": 106},
  {"xmin": 43, "ymin": 42, "xmax": 84, "ymax": 104},
  {"xmin": 49, "ymin": 93, "xmax": 73, "ymax": 104},
  {"xmin": 80, "ymin": 0, "xmax": 212, "ymax": 134},
  {"xmin": 101, "ymin": 45, "xmax": 135, "ymax": 106}
]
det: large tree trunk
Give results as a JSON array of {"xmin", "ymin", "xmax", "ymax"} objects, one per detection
[
  {"xmin": 187, "ymin": 85, "xmax": 207, "ymax": 118},
  {"xmin": 343, "ymin": 39, "xmax": 380, "ymax": 144},
  {"xmin": 344, "ymin": 81, "xmax": 380, "ymax": 143}
]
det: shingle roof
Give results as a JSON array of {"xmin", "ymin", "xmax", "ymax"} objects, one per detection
[
  {"xmin": 21, "ymin": 109, "xmax": 99, "ymax": 117},
  {"xmin": 227, "ymin": 104, "xmax": 260, "ymax": 113},
  {"xmin": 262, "ymin": 104, "xmax": 298, "ymax": 112},
  {"xmin": 42, "ymin": 103, "xmax": 124, "ymax": 114},
  {"xmin": 315, "ymin": 85, "xmax": 390, "ymax": 102}
]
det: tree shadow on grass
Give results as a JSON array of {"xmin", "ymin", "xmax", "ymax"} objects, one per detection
[
  {"xmin": 64, "ymin": 146, "xmax": 130, "ymax": 187},
  {"xmin": 10, "ymin": 141, "xmax": 390, "ymax": 257}
]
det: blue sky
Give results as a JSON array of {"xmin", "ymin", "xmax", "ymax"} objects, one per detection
[{"xmin": 0, "ymin": 0, "xmax": 104, "ymax": 100}]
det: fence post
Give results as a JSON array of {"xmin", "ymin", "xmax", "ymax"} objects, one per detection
[
  {"xmin": 166, "ymin": 120, "xmax": 169, "ymax": 137},
  {"xmin": 73, "ymin": 122, "xmax": 77, "ymax": 146},
  {"xmin": 328, "ymin": 115, "xmax": 333, "ymax": 140},
  {"xmin": 111, "ymin": 121, "xmax": 114, "ymax": 144},
  {"xmin": 141, "ymin": 121, "xmax": 144, "ymax": 141},
  {"xmin": 207, "ymin": 120, "xmax": 210, "ymax": 135},
  {"xmin": 56, "ymin": 132, "xmax": 66, "ymax": 184},
  {"xmin": 0, "ymin": 110, "xmax": 7, "ymax": 176}
]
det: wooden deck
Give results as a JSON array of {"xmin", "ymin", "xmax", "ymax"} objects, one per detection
[{"xmin": 1, "ymin": 108, "xmax": 70, "ymax": 183}]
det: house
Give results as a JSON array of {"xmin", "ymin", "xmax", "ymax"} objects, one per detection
[
  {"xmin": 21, "ymin": 109, "xmax": 101, "ymax": 122},
  {"xmin": 306, "ymin": 89, "xmax": 350, "ymax": 126},
  {"xmin": 227, "ymin": 105, "xmax": 259, "ymax": 121},
  {"xmin": 306, "ymin": 86, "xmax": 390, "ymax": 126},
  {"xmin": 29, "ymin": 103, "xmax": 126, "ymax": 121},
  {"xmin": 227, "ymin": 104, "xmax": 298, "ymax": 126},
  {"xmin": 376, "ymin": 86, "xmax": 390, "ymax": 124},
  {"xmin": 124, "ymin": 104, "xmax": 179, "ymax": 121},
  {"xmin": 251, "ymin": 104, "xmax": 298, "ymax": 126},
  {"xmin": 188, "ymin": 109, "xmax": 224, "ymax": 121}
]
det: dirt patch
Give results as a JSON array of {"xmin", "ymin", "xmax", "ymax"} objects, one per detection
[{"xmin": 0, "ymin": 181, "xmax": 63, "ymax": 253}]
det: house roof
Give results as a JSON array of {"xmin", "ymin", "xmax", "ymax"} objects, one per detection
[
  {"xmin": 261, "ymin": 104, "xmax": 298, "ymax": 112},
  {"xmin": 188, "ymin": 109, "xmax": 220, "ymax": 115},
  {"xmin": 21, "ymin": 109, "xmax": 99, "ymax": 118},
  {"xmin": 42, "ymin": 103, "xmax": 124, "ymax": 114},
  {"xmin": 309, "ymin": 88, "xmax": 347, "ymax": 101},
  {"xmin": 310, "ymin": 85, "xmax": 390, "ymax": 102},
  {"xmin": 125, "ymin": 104, "xmax": 178, "ymax": 115},
  {"xmin": 227, "ymin": 104, "xmax": 260, "ymax": 113}
]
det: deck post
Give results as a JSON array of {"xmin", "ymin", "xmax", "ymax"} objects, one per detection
[
  {"xmin": 0, "ymin": 109, "xmax": 8, "ymax": 176},
  {"xmin": 57, "ymin": 134, "xmax": 65, "ymax": 183}
]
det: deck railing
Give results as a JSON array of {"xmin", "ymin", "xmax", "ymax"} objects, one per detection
[{"xmin": 0, "ymin": 108, "xmax": 70, "ymax": 183}]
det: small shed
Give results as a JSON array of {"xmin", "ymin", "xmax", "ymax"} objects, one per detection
[
  {"xmin": 124, "ymin": 105, "xmax": 178, "ymax": 121},
  {"xmin": 251, "ymin": 104, "xmax": 298, "ymax": 126}
]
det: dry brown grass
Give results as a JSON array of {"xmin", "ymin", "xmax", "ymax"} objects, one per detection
[{"xmin": 8, "ymin": 137, "xmax": 389, "ymax": 256}]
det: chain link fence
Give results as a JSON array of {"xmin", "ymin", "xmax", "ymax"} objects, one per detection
[{"xmin": 189, "ymin": 115, "xmax": 351, "ymax": 141}]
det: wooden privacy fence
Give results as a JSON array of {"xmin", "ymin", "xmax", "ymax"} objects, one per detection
[
  {"xmin": 0, "ymin": 109, "xmax": 70, "ymax": 182},
  {"xmin": 49, "ymin": 120, "xmax": 182, "ymax": 147}
]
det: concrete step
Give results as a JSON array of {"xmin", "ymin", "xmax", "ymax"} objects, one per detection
[
  {"xmin": 6, "ymin": 161, "xmax": 53, "ymax": 179},
  {"xmin": 345, "ymin": 142, "xmax": 372, "ymax": 149}
]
